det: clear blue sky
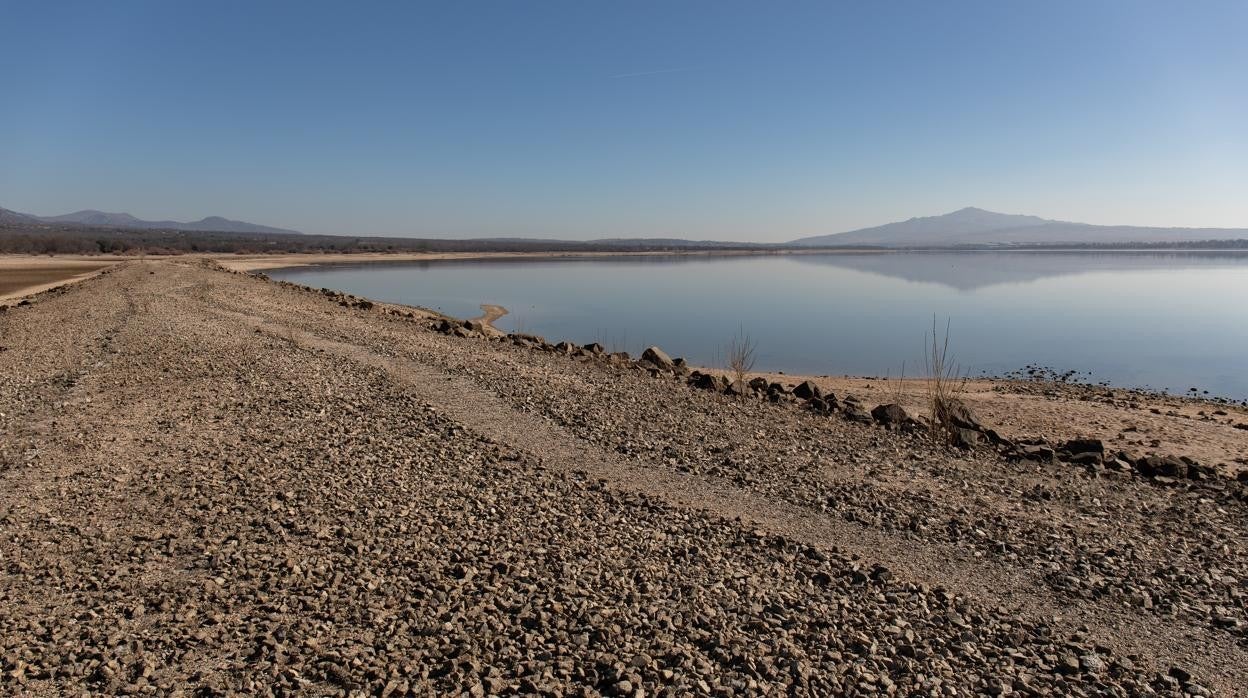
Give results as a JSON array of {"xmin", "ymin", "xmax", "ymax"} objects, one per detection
[{"xmin": 2, "ymin": 1, "xmax": 1246, "ymax": 240}]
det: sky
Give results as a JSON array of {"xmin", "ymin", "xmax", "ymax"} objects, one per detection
[{"xmin": 2, "ymin": 1, "xmax": 1246, "ymax": 241}]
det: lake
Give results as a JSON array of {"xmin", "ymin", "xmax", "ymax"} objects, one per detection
[{"xmin": 269, "ymin": 251, "xmax": 1248, "ymax": 401}]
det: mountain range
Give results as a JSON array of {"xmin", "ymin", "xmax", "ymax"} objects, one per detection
[
  {"xmin": 4, "ymin": 204, "xmax": 1247, "ymax": 247},
  {"xmin": 789, "ymin": 207, "xmax": 1248, "ymax": 247},
  {"xmin": 0, "ymin": 207, "xmax": 300, "ymax": 235}
]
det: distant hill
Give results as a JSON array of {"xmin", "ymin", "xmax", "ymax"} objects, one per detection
[
  {"xmin": 31, "ymin": 209, "xmax": 301, "ymax": 235},
  {"xmin": 790, "ymin": 207, "xmax": 1248, "ymax": 247},
  {"xmin": 589, "ymin": 237, "xmax": 773, "ymax": 249},
  {"xmin": 0, "ymin": 207, "xmax": 41, "ymax": 225}
]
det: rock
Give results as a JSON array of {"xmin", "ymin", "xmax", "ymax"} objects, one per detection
[
  {"xmin": 641, "ymin": 346, "xmax": 675, "ymax": 370},
  {"xmin": 582, "ymin": 342, "xmax": 606, "ymax": 355},
  {"xmin": 748, "ymin": 377, "xmax": 769, "ymax": 393},
  {"xmin": 941, "ymin": 398, "xmax": 983, "ymax": 431},
  {"xmin": 870, "ymin": 403, "xmax": 910, "ymax": 427},
  {"xmin": 1062, "ymin": 438, "xmax": 1104, "ymax": 457},
  {"xmin": 1017, "ymin": 443, "xmax": 1055, "ymax": 462},
  {"xmin": 1067, "ymin": 451, "xmax": 1103, "ymax": 467},
  {"xmin": 952, "ymin": 428, "xmax": 982, "ymax": 449},
  {"xmin": 1157, "ymin": 455, "xmax": 1188, "ymax": 479},
  {"xmin": 1079, "ymin": 654, "xmax": 1105, "ymax": 673},
  {"xmin": 842, "ymin": 405, "xmax": 873, "ymax": 423},
  {"xmin": 725, "ymin": 379, "xmax": 749, "ymax": 397},
  {"xmin": 1137, "ymin": 455, "xmax": 1188, "ymax": 479},
  {"xmin": 689, "ymin": 372, "xmax": 725, "ymax": 393},
  {"xmin": 792, "ymin": 381, "xmax": 823, "ymax": 401},
  {"xmin": 553, "ymin": 341, "xmax": 575, "ymax": 354}
]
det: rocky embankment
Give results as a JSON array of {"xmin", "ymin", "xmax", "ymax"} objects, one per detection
[{"xmin": 2, "ymin": 259, "xmax": 1246, "ymax": 695}]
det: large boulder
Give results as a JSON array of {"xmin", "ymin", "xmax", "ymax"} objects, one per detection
[
  {"xmin": 1134, "ymin": 454, "xmax": 1188, "ymax": 479},
  {"xmin": 792, "ymin": 381, "xmax": 823, "ymax": 401},
  {"xmin": 871, "ymin": 403, "xmax": 910, "ymax": 427},
  {"xmin": 582, "ymin": 342, "xmax": 606, "ymax": 355},
  {"xmin": 1062, "ymin": 438, "xmax": 1105, "ymax": 457},
  {"xmin": 941, "ymin": 399, "xmax": 983, "ymax": 431},
  {"xmin": 842, "ymin": 404, "xmax": 873, "ymax": 423},
  {"xmin": 641, "ymin": 346, "xmax": 675, "ymax": 370},
  {"xmin": 689, "ymin": 372, "xmax": 725, "ymax": 393}
]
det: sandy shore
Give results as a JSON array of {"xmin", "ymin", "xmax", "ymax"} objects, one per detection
[
  {"xmin": 731, "ymin": 371, "xmax": 1248, "ymax": 476},
  {"xmin": 471, "ymin": 302, "xmax": 509, "ymax": 328},
  {"xmin": 0, "ymin": 255, "xmax": 124, "ymax": 301},
  {"xmin": 2, "ymin": 258, "xmax": 1246, "ymax": 694}
]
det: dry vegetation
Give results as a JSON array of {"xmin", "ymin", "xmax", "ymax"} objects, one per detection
[
  {"xmin": 924, "ymin": 317, "xmax": 969, "ymax": 443},
  {"xmin": 724, "ymin": 327, "xmax": 757, "ymax": 388}
]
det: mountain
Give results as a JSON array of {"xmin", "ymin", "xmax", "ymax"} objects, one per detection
[
  {"xmin": 0, "ymin": 207, "xmax": 41, "ymax": 225},
  {"xmin": 589, "ymin": 237, "xmax": 773, "ymax": 248},
  {"xmin": 790, "ymin": 207, "xmax": 1248, "ymax": 247},
  {"xmin": 31, "ymin": 209, "xmax": 301, "ymax": 235}
]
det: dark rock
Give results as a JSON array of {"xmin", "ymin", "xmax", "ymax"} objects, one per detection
[
  {"xmin": 749, "ymin": 377, "xmax": 769, "ymax": 393},
  {"xmin": 982, "ymin": 428, "xmax": 1011, "ymax": 447},
  {"xmin": 1136, "ymin": 455, "xmax": 1188, "ymax": 479},
  {"xmin": 871, "ymin": 403, "xmax": 910, "ymax": 427},
  {"xmin": 1067, "ymin": 451, "xmax": 1103, "ymax": 466},
  {"xmin": 943, "ymin": 399, "xmax": 983, "ymax": 431},
  {"xmin": 1063, "ymin": 438, "xmax": 1105, "ymax": 457},
  {"xmin": 843, "ymin": 405, "xmax": 873, "ymax": 423},
  {"xmin": 792, "ymin": 381, "xmax": 823, "ymax": 401},
  {"xmin": 689, "ymin": 372, "xmax": 725, "ymax": 393},
  {"xmin": 1018, "ymin": 443, "xmax": 1055, "ymax": 462},
  {"xmin": 952, "ymin": 428, "xmax": 982, "ymax": 449},
  {"xmin": 582, "ymin": 342, "xmax": 606, "ymax": 355}
]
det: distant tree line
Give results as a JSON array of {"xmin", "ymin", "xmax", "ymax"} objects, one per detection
[
  {"xmin": 2, "ymin": 222, "xmax": 1246, "ymax": 255},
  {"xmin": 0, "ymin": 223, "xmax": 760, "ymax": 255}
]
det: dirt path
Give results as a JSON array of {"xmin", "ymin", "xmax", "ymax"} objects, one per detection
[{"xmin": 214, "ymin": 300, "xmax": 1248, "ymax": 692}]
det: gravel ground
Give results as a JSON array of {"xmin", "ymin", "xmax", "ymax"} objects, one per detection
[{"xmin": 1, "ymin": 259, "xmax": 1245, "ymax": 695}]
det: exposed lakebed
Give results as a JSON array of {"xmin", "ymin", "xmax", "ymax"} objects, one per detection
[{"xmin": 269, "ymin": 250, "xmax": 1248, "ymax": 400}]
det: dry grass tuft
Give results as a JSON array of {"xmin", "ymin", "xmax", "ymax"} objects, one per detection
[
  {"xmin": 925, "ymin": 317, "xmax": 967, "ymax": 443},
  {"xmin": 725, "ymin": 327, "xmax": 757, "ymax": 389}
]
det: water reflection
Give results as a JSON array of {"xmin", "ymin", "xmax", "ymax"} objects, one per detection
[
  {"xmin": 271, "ymin": 251, "xmax": 1248, "ymax": 399},
  {"xmin": 791, "ymin": 251, "xmax": 1248, "ymax": 291}
]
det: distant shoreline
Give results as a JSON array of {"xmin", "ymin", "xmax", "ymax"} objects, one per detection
[{"xmin": 4, "ymin": 246, "xmax": 1247, "ymax": 302}]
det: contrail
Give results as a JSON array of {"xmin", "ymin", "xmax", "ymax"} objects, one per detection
[{"xmin": 610, "ymin": 67, "xmax": 698, "ymax": 79}]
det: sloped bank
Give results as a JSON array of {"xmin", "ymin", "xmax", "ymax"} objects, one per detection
[{"xmin": 425, "ymin": 314, "xmax": 1248, "ymax": 506}]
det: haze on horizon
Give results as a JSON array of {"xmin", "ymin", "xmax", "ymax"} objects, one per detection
[{"xmin": 2, "ymin": 1, "xmax": 1246, "ymax": 242}]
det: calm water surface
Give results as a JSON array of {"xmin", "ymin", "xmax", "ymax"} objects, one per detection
[{"xmin": 271, "ymin": 252, "xmax": 1248, "ymax": 400}]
